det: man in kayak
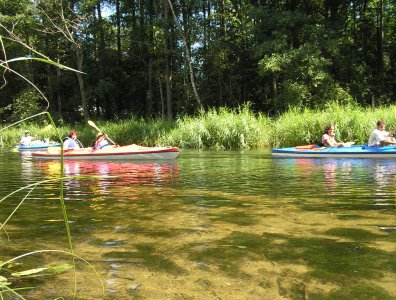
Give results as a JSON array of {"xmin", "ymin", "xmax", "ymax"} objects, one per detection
[
  {"xmin": 19, "ymin": 130, "xmax": 35, "ymax": 146},
  {"xmin": 368, "ymin": 120, "xmax": 396, "ymax": 146},
  {"xmin": 63, "ymin": 130, "xmax": 81, "ymax": 150}
]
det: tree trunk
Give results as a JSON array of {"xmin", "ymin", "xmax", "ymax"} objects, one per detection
[
  {"xmin": 203, "ymin": 0, "xmax": 207, "ymax": 51},
  {"xmin": 116, "ymin": 0, "xmax": 121, "ymax": 63},
  {"xmin": 220, "ymin": 0, "xmax": 225, "ymax": 35},
  {"xmin": 167, "ymin": 0, "xmax": 203, "ymax": 109},
  {"xmin": 148, "ymin": 58, "xmax": 153, "ymax": 116},
  {"xmin": 159, "ymin": 79, "xmax": 164, "ymax": 118},
  {"xmin": 377, "ymin": 0, "xmax": 384, "ymax": 93},
  {"xmin": 75, "ymin": 47, "xmax": 90, "ymax": 120},
  {"xmin": 271, "ymin": 72, "xmax": 278, "ymax": 97},
  {"xmin": 164, "ymin": 0, "xmax": 173, "ymax": 118},
  {"xmin": 147, "ymin": 0, "xmax": 154, "ymax": 116},
  {"xmin": 218, "ymin": 73, "xmax": 223, "ymax": 105},
  {"xmin": 56, "ymin": 58, "xmax": 62, "ymax": 116},
  {"xmin": 97, "ymin": 2, "xmax": 111, "ymax": 119}
]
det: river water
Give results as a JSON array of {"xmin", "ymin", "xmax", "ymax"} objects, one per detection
[{"xmin": 0, "ymin": 150, "xmax": 395, "ymax": 299}]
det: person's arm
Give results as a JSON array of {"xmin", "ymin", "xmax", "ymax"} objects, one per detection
[
  {"xmin": 387, "ymin": 127, "xmax": 396, "ymax": 137},
  {"xmin": 380, "ymin": 138, "xmax": 396, "ymax": 146}
]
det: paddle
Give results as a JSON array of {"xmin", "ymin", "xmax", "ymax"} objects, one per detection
[{"xmin": 87, "ymin": 120, "xmax": 117, "ymax": 145}]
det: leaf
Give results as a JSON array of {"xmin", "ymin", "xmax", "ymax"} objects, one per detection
[
  {"xmin": 47, "ymin": 263, "xmax": 73, "ymax": 274},
  {"xmin": 2, "ymin": 57, "xmax": 84, "ymax": 74},
  {"xmin": 0, "ymin": 275, "xmax": 11, "ymax": 286},
  {"xmin": 10, "ymin": 263, "xmax": 73, "ymax": 277},
  {"xmin": 11, "ymin": 267, "xmax": 47, "ymax": 277}
]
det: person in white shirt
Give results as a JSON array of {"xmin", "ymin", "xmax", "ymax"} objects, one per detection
[
  {"xmin": 322, "ymin": 124, "xmax": 343, "ymax": 147},
  {"xmin": 321, "ymin": 124, "xmax": 354, "ymax": 147},
  {"xmin": 368, "ymin": 120, "xmax": 396, "ymax": 146},
  {"xmin": 63, "ymin": 130, "xmax": 81, "ymax": 150},
  {"xmin": 19, "ymin": 130, "xmax": 34, "ymax": 146}
]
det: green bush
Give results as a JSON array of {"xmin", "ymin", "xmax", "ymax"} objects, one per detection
[{"xmin": 0, "ymin": 88, "xmax": 46, "ymax": 124}]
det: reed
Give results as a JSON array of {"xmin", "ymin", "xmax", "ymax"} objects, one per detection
[
  {"xmin": 160, "ymin": 105, "xmax": 272, "ymax": 149},
  {"xmin": 2, "ymin": 104, "xmax": 396, "ymax": 150}
]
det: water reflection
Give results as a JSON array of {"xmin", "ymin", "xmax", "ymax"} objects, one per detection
[
  {"xmin": 272, "ymin": 158, "xmax": 396, "ymax": 207},
  {"xmin": 35, "ymin": 160, "xmax": 180, "ymax": 201}
]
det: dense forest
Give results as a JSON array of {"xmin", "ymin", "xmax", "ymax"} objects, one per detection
[{"xmin": 0, "ymin": 0, "xmax": 395, "ymax": 123}]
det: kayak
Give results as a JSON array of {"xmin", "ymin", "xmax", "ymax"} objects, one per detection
[
  {"xmin": 272, "ymin": 145, "xmax": 396, "ymax": 158},
  {"xmin": 32, "ymin": 144, "xmax": 179, "ymax": 160},
  {"xmin": 16, "ymin": 142, "xmax": 61, "ymax": 151}
]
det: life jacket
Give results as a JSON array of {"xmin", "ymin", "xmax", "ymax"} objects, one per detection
[{"xmin": 63, "ymin": 137, "xmax": 84, "ymax": 148}]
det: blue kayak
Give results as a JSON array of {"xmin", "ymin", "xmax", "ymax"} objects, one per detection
[
  {"xmin": 16, "ymin": 142, "xmax": 61, "ymax": 151},
  {"xmin": 272, "ymin": 145, "xmax": 396, "ymax": 158}
]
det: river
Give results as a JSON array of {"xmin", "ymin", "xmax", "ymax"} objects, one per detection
[{"xmin": 0, "ymin": 150, "xmax": 395, "ymax": 299}]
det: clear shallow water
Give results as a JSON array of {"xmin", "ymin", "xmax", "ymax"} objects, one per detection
[{"xmin": 0, "ymin": 150, "xmax": 395, "ymax": 299}]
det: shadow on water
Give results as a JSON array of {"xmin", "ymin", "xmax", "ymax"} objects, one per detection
[{"xmin": 1, "ymin": 150, "xmax": 396, "ymax": 299}]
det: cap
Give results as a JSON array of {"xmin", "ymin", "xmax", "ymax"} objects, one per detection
[{"xmin": 24, "ymin": 130, "xmax": 29, "ymax": 133}]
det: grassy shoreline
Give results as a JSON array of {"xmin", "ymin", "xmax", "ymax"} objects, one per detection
[{"xmin": 1, "ymin": 105, "xmax": 395, "ymax": 149}]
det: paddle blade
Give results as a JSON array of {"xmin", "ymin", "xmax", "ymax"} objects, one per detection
[{"xmin": 88, "ymin": 120, "xmax": 101, "ymax": 132}]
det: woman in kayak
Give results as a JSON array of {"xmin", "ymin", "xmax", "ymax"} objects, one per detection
[
  {"xmin": 321, "ymin": 124, "xmax": 355, "ymax": 147},
  {"xmin": 63, "ymin": 130, "xmax": 81, "ymax": 150},
  {"xmin": 94, "ymin": 132, "xmax": 114, "ymax": 150}
]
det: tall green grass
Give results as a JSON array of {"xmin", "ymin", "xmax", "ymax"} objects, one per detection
[
  {"xmin": 2, "ymin": 104, "xmax": 396, "ymax": 149},
  {"xmin": 160, "ymin": 106, "xmax": 271, "ymax": 149}
]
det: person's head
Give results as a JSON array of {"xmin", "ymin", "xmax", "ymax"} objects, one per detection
[
  {"xmin": 376, "ymin": 120, "xmax": 386, "ymax": 131},
  {"xmin": 324, "ymin": 124, "xmax": 335, "ymax": 135},
  {"xmin": 68, "ymin": 130, "xmax": 78, "ymax": 139},
  {"xmin": 24, "ymin": 130, "xmax": 30, "ymax": 136},
  {"xmin": 96, "ymin": 132, "xmax": 105, "ymax": 142}
]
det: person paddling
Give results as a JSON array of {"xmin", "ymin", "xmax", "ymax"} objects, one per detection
[
  {"xmin": 368, "ymin": 120, "xmax": 396, "ymax": 146},
  {"xmin": 94, "ymin": 132, "xmax": 112, "ymax": 150}
]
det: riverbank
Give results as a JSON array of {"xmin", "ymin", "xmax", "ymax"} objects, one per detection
[{"xmin": 1, "ymin": 104, "xmax": 395, "ymax": 149}]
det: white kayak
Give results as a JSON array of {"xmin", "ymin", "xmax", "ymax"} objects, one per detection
[{"xmin": 32, "ymin": 144, "xmax": 180, "ymax": 160}]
